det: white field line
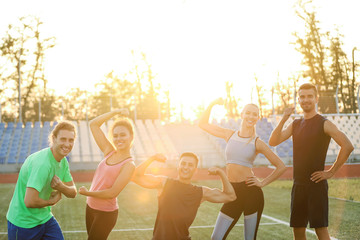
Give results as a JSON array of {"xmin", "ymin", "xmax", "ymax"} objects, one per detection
[
  {"xmin": 0, "ymin": 222, "xmax": 281, "ymax": 235},
  {"xmin": 262, "ymin": 214, "xmax": 338, "ymax": 240},
  {"xmin": 0, "ymin": 215, "xmax": 340, "ymax": 239},
  {"xmin": 329, "ymin": 196, "xmax": 360, "ymax": 203}
]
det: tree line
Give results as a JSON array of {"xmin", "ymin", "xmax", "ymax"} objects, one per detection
[{"xmin": 0, "ymin": 2, "xmax": 359, "ymax": 124}]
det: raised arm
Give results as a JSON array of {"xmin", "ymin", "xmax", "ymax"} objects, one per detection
[
  {"xmin": 198, "ymin": 98, "xmax": 234, "ymax": 141},
  {"xmin": 269, "ymin": 107, "xmax": 294, "ymax": 146},
  {"xmin": 51, "ymin": 175, "xmax": 77, "ymax": 198},
  {"xmin": 310, "ymin": 120, "xmax": 354, "ymax": 183},
  {"xmin": 90, "ymin": 109, "xmax": 129, "ymax": 155},
  {"xmin": 24, "ymin": 188, "xmax": 62, "ymax": 208},
  {"xmin": 202, "ymin": 167, "xmax": 236, "ymax": 203},
  {"xmin": 131, "ymin": 154, "xmax": 167, "ymax": 189},
  {"xmin": 246, "ymin": 139, "xmax": 286, "ymax": 187},
  {"xmin": 79, "ymin": 162, "xmax": 135, "ymax": 199}
]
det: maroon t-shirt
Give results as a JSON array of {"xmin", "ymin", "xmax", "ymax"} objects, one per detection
[
  {"xmin": 152, "ymin": 178, "xmax": 203, "ymax": 240},
  {"xmin": 292, "ymin": 114, "xmax": 331, "ymax": 184}
]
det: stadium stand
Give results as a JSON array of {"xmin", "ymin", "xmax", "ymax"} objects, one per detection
[
  {"xmin": 145, "ymin": 119, "xmax": 167, "ymax": 154},
  {"xmin": 154, "ymin": 119, "xmax": 178, "ymax": 159},
  {"xmin": 69, "ymin": 121, "xmax": 81, "ymax": 162},
  {"xmin": 79, "ymin": 121, "xmax": 92, "ymax": 162},
  {"xmin": 0, "ymin": 122, "xmax": 14, "ymax": 164},
  {"xmin": 132, "ymin": 123, "xmax": 146, "ymax": 161},
  {"xmin": 30, "ymin": 122, "xmax": 41, "ymax": 155},
  {"xmin": 164, "ymin": 123, "xmax": 225, "ymax": 167},
  {"xmin": 18, "ymin": 122, "xmax": 32, "ymax": 163},
  {"xmin": 7, "ymin": 122, "xmax": 23, "ymax": 164},
  {"xmin": 135, "ymin": 119, "xmax": 156, "ymax": 156},
  {"xmin": 0, "ymin": 116, "xmax": 359, "ymax": 172}
]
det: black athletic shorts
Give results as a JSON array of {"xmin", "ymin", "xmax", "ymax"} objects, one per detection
[
  {"xmin": 220, "ymin": 182, "xmax": 264, "ymax": 219},
  {"xmin": 290, "ymin": 180, "xmax": 328, "ymax": 228}
]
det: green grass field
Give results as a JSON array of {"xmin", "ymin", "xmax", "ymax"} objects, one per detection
[{"xmin": 1, "ymin": 179, "xmax": 360, "ymax": 240}]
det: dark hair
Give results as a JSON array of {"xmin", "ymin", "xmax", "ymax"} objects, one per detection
[
  {"xmin": 180, "ymin": 152, "xmax": 199, "ymax": 167},
  {"xmin": 298, "ymin": 83, "xmax": 318, "ymax": 95},
  {"xmin": 49, "ymin": 121, "xmax": 76, "ymax": 146},
  {"xmin": 110, "ymin": 118, "xmax": 134, "ymax": 137}
]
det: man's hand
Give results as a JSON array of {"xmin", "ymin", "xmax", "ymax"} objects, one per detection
[
  {"xmin": 150, "ymin": 153, "xmax": 167, "ymax": 163},
  {"xmin": 49, "ymin": 191, "xmax": 62, "ymax": 206},
  {"xmin": 208, "ymin": 167, "xmax": 221, "ymax": 175},
  {"xmin": 282, "ymin": 107, "xmax": 295, "ymax": 122},
  {"xmin": 51, "ymin": 175, "xmax": 64, "ymax": 191},
  {"xmin": 212, "ymin": 98, "xmax": 224, "ymax": 106},
  {"xmin": 114, "ymin": 108, "xmax": 129, "ymax": 116},
  {"xmin": 310, "ymin": 170, "xmax": 334, "ymax": 183}
]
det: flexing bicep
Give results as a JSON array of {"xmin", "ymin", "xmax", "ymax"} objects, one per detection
[
  {"xmin": 202, "ymin": 186, "xmax": 232, "ymax": 203},
  {"xmin": 199, "ymin": 123, "xmax": 234, "ymax": 141},
  {"xmin": 90, "ymin": 123, "xmax": 114, "ymax": 154},
  {"xmin": 110, "ymin": 163, "xmax": 136, "ymax": 197},
  {"xmin": 132, "ymin": 173, "xmax": 165, "ymax": 189}
]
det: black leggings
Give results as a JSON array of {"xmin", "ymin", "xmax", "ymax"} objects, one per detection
[
  {"xmin": 212, "ymin": 182, "xmax": 264, "ymax": 240},
  {"xmin": 86, "ymin": 205, "xmax": 118, "ymax": 240}
]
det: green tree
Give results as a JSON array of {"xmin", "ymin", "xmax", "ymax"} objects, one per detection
[
  {"xmin": 329, "ymin": 31, "xmax": 357, "ymax": 113},
  {"xmin": 0, "ymin": 15, "xmax": 56, "ymax": 122},
  {"xmin": 62, "ymin": 88, "xmax": 88, "ymax": 121},
  {"xmin": 90, "ymin": 71, "xmax": 136, "ymax": 119},
  {"xmin": 293, "ymin": 1, "xmax": 338, "ymax": 113},
  {"xmin": 225, "ymin": 81, "xmax": 239, "ymax": 119}
]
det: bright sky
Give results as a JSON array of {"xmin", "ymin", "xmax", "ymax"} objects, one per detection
[{"xmin": 1, "ymin": 0, "xmax": 360, "ymax": 119}]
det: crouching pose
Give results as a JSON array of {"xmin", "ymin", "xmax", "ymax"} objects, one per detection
[{"xmin": 132, "ymin": 152, "xmax": 236, "ymax": 240}]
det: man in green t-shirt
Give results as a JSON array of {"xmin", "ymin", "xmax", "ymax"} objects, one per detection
[{"xmin": 7, "ymin": 121, "xmax": 78, "ymax": 240}]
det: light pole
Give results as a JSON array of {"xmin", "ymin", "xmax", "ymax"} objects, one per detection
[
  {"xmin": 353, "ymin": 47, "xmax": 359, "ymax": 113},
  {"xmin": 18, "ymin": 49, "xmax": 22, "ymax": 123},
  {"xmin": 352, "ymin": 47, "xmax": 357, "ymax": 84}
]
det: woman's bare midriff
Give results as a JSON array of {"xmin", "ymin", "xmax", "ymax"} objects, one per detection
[{"xmin": 226, "ymin": 163, "xmax": 254, "ymax": 182}]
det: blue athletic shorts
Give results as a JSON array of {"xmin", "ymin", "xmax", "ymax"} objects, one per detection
[{"xmin": 7, "ymin": 216, "xmax": 64, "ymax": 240}]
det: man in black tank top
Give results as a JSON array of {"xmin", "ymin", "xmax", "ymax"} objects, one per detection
[
  {"xmin": 132, "ymin": 152, "xmax": 236, "ymax": 240},
  {"xmin": 269, "ymin": 83, "xmax": 353, "ymax": 240}
]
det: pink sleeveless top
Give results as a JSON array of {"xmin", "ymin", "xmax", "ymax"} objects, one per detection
[{"xmin": 86, "ymin": 151, "xmax": 133, "ymax": 212}]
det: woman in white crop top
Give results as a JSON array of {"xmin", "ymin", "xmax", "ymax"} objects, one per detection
[
  {"xmin": 199, "ymin": 98, "xmax": 286, "ymax": 240},
  {"xmin": 78, "ymin": 109, "xmax": 135, "ymax": 240}
]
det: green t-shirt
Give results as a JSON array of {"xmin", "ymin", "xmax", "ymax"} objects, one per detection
[{"xmin": 6, "ymin": 148, "xmax": 73, "ymax": 228}]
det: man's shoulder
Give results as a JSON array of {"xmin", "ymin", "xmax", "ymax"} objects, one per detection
[
  {"xmin": 30, "ymin": 148, "xmax": 50, "ymax": 158},
  {"xmin": 25, "ymin": 148, "xmax": 51, "ymax": 167}
]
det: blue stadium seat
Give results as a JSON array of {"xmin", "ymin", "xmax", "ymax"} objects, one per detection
[
  {"xmin": 41, "ymin": 121, "xmax": 51, "ymax": 148},
  {"xmin": 30, "ymin": 122, "xmax": 41, "ymax": 153}
]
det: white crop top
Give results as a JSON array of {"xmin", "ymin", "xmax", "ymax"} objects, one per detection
[{"xmin": 225, "ymin": 131, "xmax": 258, "ymax": 168}]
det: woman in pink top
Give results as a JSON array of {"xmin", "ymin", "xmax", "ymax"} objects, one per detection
[{"xmin": 79, "ymin": 109, "xmax": 135, "ymax": 240}]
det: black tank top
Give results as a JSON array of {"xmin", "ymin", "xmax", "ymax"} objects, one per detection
[
  {"xmin": 292, "ymin": 114, "xmax": 331, "ymax": 184},
  {"xmin": 152, "ymin": 178, "xmax": 203, "ymax": 240}
]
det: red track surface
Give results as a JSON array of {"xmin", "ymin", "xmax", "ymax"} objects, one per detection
[{"xmin": 1, "ymin": 164, "xmax": 359, "ymax": 183}]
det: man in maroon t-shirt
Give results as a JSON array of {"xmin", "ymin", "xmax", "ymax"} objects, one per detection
[
  {"xmin": 132, "ymin": 152, "xmax": 236, "ymax": 240},
  {"xmin": 269, "ymin": 83, "xmax": 353, "ymax": 240}
]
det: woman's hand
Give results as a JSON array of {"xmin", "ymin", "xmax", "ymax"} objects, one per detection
[
  {"xmin": 245, "ymin": 176, "xmax": 263, "ymax": 188},
  {"xmin": 79, "ymin": 186, "xmax": 89, "ymax": 195}
]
